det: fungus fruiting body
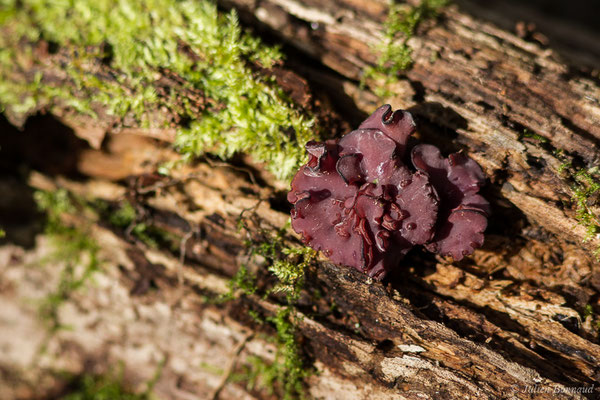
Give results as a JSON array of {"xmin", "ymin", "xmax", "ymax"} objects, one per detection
[{"xmin": 288, "ymin": 105, "xmax": 489, "ymax": 280}]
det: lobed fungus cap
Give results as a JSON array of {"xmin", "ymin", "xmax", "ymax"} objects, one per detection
[{"xmin": 288, "ymin": 105, "xmax": 489, "ymax": 279}]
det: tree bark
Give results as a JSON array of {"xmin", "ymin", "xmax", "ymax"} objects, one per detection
[
  {"xmin": 2, "ymin": 1, "xmax": 600, "ymax": 399},
  {"xmin": 222, "ymin": 0, "xmax": 600, "ymax": 252}
]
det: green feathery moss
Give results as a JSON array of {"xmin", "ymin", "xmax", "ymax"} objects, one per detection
[
  {"xmin": 571, "ymin": 167, "xmax": 600, "ymax": 256},
  {"xmin": 518, "ymin": 129, "xmax": 549, "ymax": 144},
  {"xmin": 105, "ymin": 201, "xmax": 138, "ymax": 229},
  {"xmin": 61, "ymin": 375, "xmax": 151, "ymax": 400},
  {"xmin": 362, "ymin": 0, "xmax": 448, "ymax": 97},
  {"xmin": 59, "ymin": 362, "xmax": 161, "ymax": 400},
  {"xmin": 34, "ymin": 189, "xmax": 101, "ymax": 332},
  {"xmin": 238, "ymin": 218, "xmax": 316, "ymax": 301},
  {"xmin": 223, "ymin": 216, "xmax": 316, "ymax": 398},
  {"xmin": 265, "ymin": 307, "xmax": 310, "ymax": 400},
  {"xmin": 557, "ymin": 162, "xmax": 600, "ymax": 257},
  {"xmin": 224, "ymin": 264, "xmax": 259, "ymax": 300},
  {"xmin": 0, "ymin": 0, "xmax": 316, "ymax": 180},
  {"xmin": 100, "ymin": 200, "xmax": 179, "ymax": 251},
  {"xmin": 238, "ymin": 308, "xmax": 309, "ymax": 400}
]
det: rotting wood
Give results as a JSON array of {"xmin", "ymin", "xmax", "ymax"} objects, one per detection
[
  {"xmin": 4, "ymin": 0, "xmax": 599, "ymax": 252},
  {"xmin": 221, "ymin": 0, "xmax": 600, "ymax": 255},
  {"xmin": 13, "ymin": 127, "xmax": 597, "ymax": 398},
  {"xmin": 2, "ymin": 1, "xmax": 600, "ymax": 398}
]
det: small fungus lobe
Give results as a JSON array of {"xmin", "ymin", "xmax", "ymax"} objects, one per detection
[{"xmin": 288, "ymin": 105, "xmax": 489, "ymax": 279}]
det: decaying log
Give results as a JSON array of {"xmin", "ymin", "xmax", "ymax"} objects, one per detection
[
  {"xmin": 4, "ymin": 0, "xmax": 599, "ymax": 252},
  {"xmin": 223, "ymin": 0, "xmax": 600, "ymax": 253},
  {"xmin": 0, "ymin": 126, "xmax": 595, "ymax": 398},
  {"xmin": 2, "ymin": 0, "xmax": 600, "ymax": 399}
]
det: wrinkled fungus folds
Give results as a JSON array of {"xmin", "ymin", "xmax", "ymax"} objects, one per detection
[
  {"xmin": 288, "ymin": 104, "xmax": 489, "ymax": 279},
  {"xmin": 411, "ymin": 144, "xmax": 489, "ymax": 260}
]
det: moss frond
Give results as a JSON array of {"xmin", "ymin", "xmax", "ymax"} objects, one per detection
[
  {"xmin": 557, "ymin": 163, "xmax": 600, "ymax": 257},
  {"xmin": 223, "ymin": 216, "xmax": 316, "ymax": 397},
  {"xmin": 60, "ymin": 362, "xmax": 160, "ymax": 400},
  {"xmin": 0, "ymin": 0, "xmax": 317, "ymax": 180},
  {"xmin": 34, "ymin": 189, "xmax": 101, "ymax": 332},
  {"xmin": 362, "ymin": 0, "xmax": 449, "ymax": 97}
]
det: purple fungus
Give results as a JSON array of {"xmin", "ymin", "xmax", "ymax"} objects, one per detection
[
  {"xmin": 411, "ymin": 144, "xmax": 489, "ymax": 260},
  {"xmin": 358, "ymin": 104, "xmax": 416, "ymax": 155},
  {"xmin": 288, "ymin": 105, "xmax": 489, "ymax": 279}
]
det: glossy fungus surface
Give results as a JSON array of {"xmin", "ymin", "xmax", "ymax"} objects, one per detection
[{"xmin": 288, "ymin": 105, "xmax": 489, "ymax": 279}]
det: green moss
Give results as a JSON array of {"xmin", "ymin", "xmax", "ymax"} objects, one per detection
[
  {"xmin": 583, "ymin": 304, "xmax": 594, "ymax": 320},
  {"xmin": 59, "ymin": 364, "xmax": 159, "ymax": 400},
  {"xmin": 239, "ymin": 219, "xmax": 316, "ymax": 301},
  {"xmin": 572, "ymin": 167, "xmax": 600, "ymax": 255},
  {"xmin": 34, "ymin": 189, "xmax": 100, "ymax": 266},
  {"xmin": 34, "ymin": 189, "xmax": 101, "ymax": 332},
  {"xmin": 0, "ymin": 0, "xmax": 317, "ymax": 180},
  {"xmin": 199, "ymin": 362, "xmax": 225, "ymax": 376},
  {"xmin": 236, "ymin": 308, "xmax": 309, "ymax": 400},
  {"xmin": 518, "ymin": 129, "xmax": 549, "ymax": 143},
  {"xmin": 558, "ymin": 160, "xmax": 572, "ymax": 174},
  {"xmin": 268, "ymin": 246, "xmax": 315, "ymax": 299},
  {"xmin": 557, "ymin": 163, "xmax": 600, "ymax": 257},
  {"xmin": 582, "ymin": 304, "xmax": 600, "ymax": 333},
  {"xmin": 34, "ymin": 189, "xmax": 76, "ymax": 233},
  {"xmin": 220, "ymin": 263, "xmax": 259, "ymax": 302},
  {"xmin": 106, "ymin": 201, "xmax": 137, "ymax": 228},
  {"xmin": 98, "ymin": 199, "xmax": 179, "ymax": 250},
  {"xmin": 329, "ymin": 298, "xmax": 338, "ymax": 314},
  {"xmin": 248, "ymin": 309, "xmax": 264, "ymax": 324},
  {"xmin": 222, "ymin": 217, "xmax": 316, "ymax": 397},
  {"xmin": 362, "ymin": 0, "xmax": 449, "ymax": 98},
  {"xmin": 266, "ymin": 307, "xmax": 310, "ymax": 400}
]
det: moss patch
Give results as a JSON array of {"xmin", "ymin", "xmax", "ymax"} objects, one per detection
[
  {"xmin": 58, "ymin": 362, "xmax": 161, "ymax": 400},
  {"xmin": 237, "ymin": 218, "xmax": 316, "ymax": 301},
  {"xmin": 223, "ymin": 216, "xmax": 316, "ymax": 398},
  {"xmin": 236, "ymin": 308, "xmax": 310, "ymax": 400},
  {"xmin": 556, "ymin": 162, "xmax": 600, "ymax": 257},
  {"xmin": 99, "ymin": 200, "xmax": 180, "ymax": 251},
  {"xmin": 362, "ymin": 0, "xmax": 448, "ymax": 98},
  {"xmin": 0, "ymin": 0, "xmax": 317, "ymax": 180},
  {"xmin": 225, "ymin": 264, "xmax": 259, "ymax": 299},
  {"xmin": 571, "ymin": 167, "xmax": 600, "ymax": 256},
  {"xmin": 517, "ymin": 129, "xmax": 549, "ymax": 144},
  {"xmin": 34, "ymin": 189, "xmax": 101, "ymax": 332}
]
